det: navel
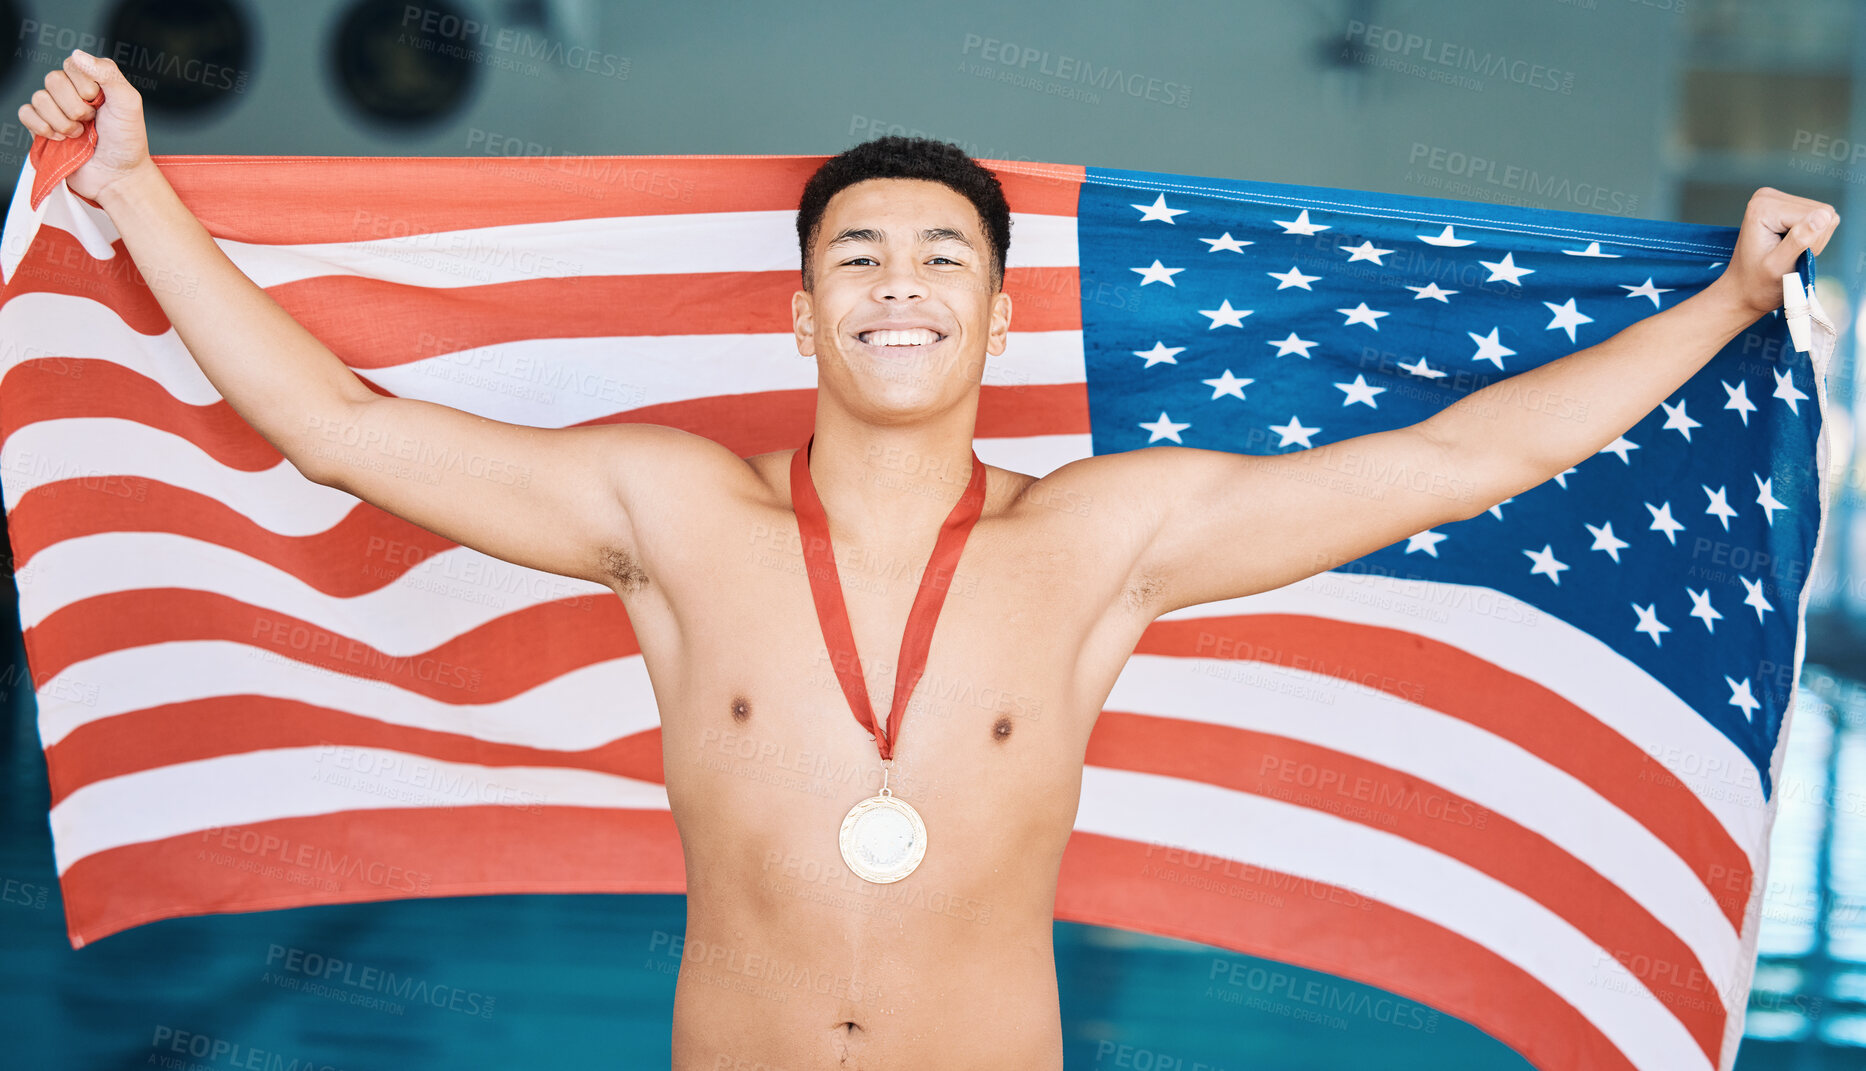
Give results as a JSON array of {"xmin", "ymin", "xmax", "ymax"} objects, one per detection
[
  {"xmin": 730, "ymin": 695, "xmax": 752, "ymax": 723},
  {"xmin": 991, "ymin": 715, "xmax": 1014, "ymax": 742}
]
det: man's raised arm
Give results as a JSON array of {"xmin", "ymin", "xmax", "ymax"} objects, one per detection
[
  {"xmin": 20, "ymin": 51, "xmax": 712, "ymax": 589},
  {"xmin": 1041, "ymin": 186, "xmax": 1839, "ymax": 617}
]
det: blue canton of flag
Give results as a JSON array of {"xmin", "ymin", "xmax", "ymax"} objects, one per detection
[{"xmin": 1077, "ymin": 168, "xmax": 1826, "ymax": 797}]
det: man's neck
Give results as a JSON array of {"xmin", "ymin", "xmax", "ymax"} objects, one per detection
[{"xmin": 801, "ymin": 406, "xmax": 982, "ymax": 547}]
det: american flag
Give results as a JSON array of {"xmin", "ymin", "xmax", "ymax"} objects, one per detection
[{"xmin": 0, "ymin": 148, "xmax": 1832, "ymax": 1071}]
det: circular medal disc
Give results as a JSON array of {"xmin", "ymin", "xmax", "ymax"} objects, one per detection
[{"xmin": 838, "ymin": 794, "xmax": 926, "ymax": 884}]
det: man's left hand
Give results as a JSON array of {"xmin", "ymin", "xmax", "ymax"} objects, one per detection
[{"xmin": 1713, "ymin": 186, "xmax": 1840, "ymax": 318}]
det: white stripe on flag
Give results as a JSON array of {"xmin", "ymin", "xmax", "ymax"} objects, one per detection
[
  {"xmin": 0, "ymin": 293, "xmax": 1088, "ymax": 424},
  {"xmin": 1166, "ymin": 573, "xmax": 1768, "ymax": 859},
  {"xmin": 1111, "ymin": 654, "xmax": 1742, "ymax": 994},
  {"xmin": 38, "ymin": 644, "xmax": 655, "ymax": 752},
  {"xmin": 15, "ymin": 535, "xmax": 607, "ymax": 635},
  {"xmin": 1076, "ymin": 766, "xmax": 1712, "ymax": 1071},
  {"xmin": 363, "ymin": 330, "xmax": 1087, "ymax": 426},
  {"xmin": 2, "ymin": 419, "xmax": 1089, "ymax": 524},
  {"xmin": 213, "ymin": 209, "xmax": 1080, "ymax": 288},
  {"xmin": 48, "ymin": 746, "xmax": 672, "ymax": 875}
]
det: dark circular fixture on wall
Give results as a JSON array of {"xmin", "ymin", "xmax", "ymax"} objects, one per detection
[
  {"xmin": 104, "ymin": 0, "xmax": 252, "ymax": 113},
  {"xmin": 332, "ymin": 0, "xmax": 475, "ymax": 124}
]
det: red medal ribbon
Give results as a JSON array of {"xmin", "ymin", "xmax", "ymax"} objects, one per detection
[{"xmin": 790, "ymin": 435, "xmax": 987, "ymax": 762}]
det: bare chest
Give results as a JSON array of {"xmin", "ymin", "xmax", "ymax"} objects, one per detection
[{"xmin": 627, "ymin": 500, "xmax": 1121, "ymax": 899}]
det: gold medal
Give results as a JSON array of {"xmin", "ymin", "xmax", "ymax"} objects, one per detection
[
  {"xmin": 838, "ymin": 762, "xmax": 926, "ymax": 883},
  {"xmin": 790, "ymin": 434, "xmax": 986, "ymax": 886}
]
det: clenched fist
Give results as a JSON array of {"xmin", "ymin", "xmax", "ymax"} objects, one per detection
[
  {"xmin": 1713, "ymin": 187, "xmax": 1840, "ymax": 318},
  {"xmin": 15, "ymin": 49, "xmax": 152, "ymax": 202}
]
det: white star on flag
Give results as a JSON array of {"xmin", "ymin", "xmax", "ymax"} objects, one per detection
[
  {"xmin": 1723, "ymin": 380, "xmax": 1757, "ymax": 426},
  {"xmin": 1199, "ymin": 232, "xmax": 1252, "ymax": 252},
  {"xmin": 1585, "ymin": 520, "xmax": 1629, "ymax": 562},
  {"xmin": 1406, "ymin": 282, "xmax": 1457, "ymax": 302},
  {"xmin": 1598, "ymin": 436, "xmax": 1640, "ymax": 464},
  {"xmin": 1646, "ymin": 501, "xmax": 1685, "ymax": 544},
  {"xmin": 1131, "ymin": 194, "xmax": 1188, "ymax": 223},
  {"xmin": 1772, "ymin": 368, "xmax": 1808, "ymax": 414},
  {"xmin": 1524, "ymin": 544, "xmax": 1570, "ymax": 585},
  {"xmin": 1267, "ymin": 266, "xmax": 1321, "ymax": 290},
  {"xmin": 1479, "ymin": 252, "xmax": 1535, "ymax": 285},
  {"xmin": 1268, "ymin": 332, "xmax": 1318, "ymax": 358},
  {"xmin": 1269, "ymin": 415, "xmax": 1320, "ymax": 448},
  {"xmin": 1562, "ymin": 242, "xmax": 1620, "ymax": 257},
  {"xmin": 1468, "ymin": 327, "xmax": 1516, "ymax": 369},
  {"xmin": 1755, "ymin": 475, "xmax": 1787, "ymax": 525},
  {"xmin": 1543, "ymin": 298, "xmax": 1594, "ymax": 343},
  {"xmin": 1139, "ymin": 411, "xmax": 1190, "ymax": 442},
  {"xmin": 1343, "ymin": 240, "xmax": 1394, "ymax": 264},
  {"xmin": 1405, "ymin": 530, "xmax": 1448, "ymax": 556},
  {"xmin": 1132, "ymin": 260, "xmax": 1185, "ymax": 286},
  {"xmin": 1631, "ymin": 602, "xmax": 1671, "ymax": 646},
  {"xmin": 1726, "ymin": 676, "xmax": 1762, "ymax": 721},
  {"xmin": 1134, "ymin": 342, "xmax": 1184, "ymax": 367},
  {"xmin": 1202, "ymin": 370, "xmax": 1253, "ymax": 400},
  {"xmin": 1740, "ymin": 575, "xmax": 1775, "ymax": 623},
  {"xmin": 1687, "ymin": 588, "xmax": 1723, "ymax": 632},
  {"xmin": 1417, "ymin": 225, "xmax": 1476, "ymax": 247},
  {"xmin": 1659, "ymin": 399, "xmax": 1700, "ymax": 442},
  {"xmin": 1703, "ymin": 485, "xmax": 1738, "ymax": 531},
  {"xmin": 1198, "ymin": 300, "xmax": 1252, "ymax": 329},
  {"xmin": 1338, "ymin": 303, "xmax": 1389, "ymax": 330},
  {"xmin": 1335, "ymin": 375, "xmax": 1386, "ymax": 407},
  {"xmin": 1398, "ymin": 357, "xmax": 1447, "ymax": 379},
  {"xmin": 1273, "ymin": 209, "xmax": 1329, "ymax": 235},
  {"xmin": 1620, "ymin": 278, "xmax": 1673, "ymax": 308}
]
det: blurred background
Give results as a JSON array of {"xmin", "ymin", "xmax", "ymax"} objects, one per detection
[{"xmin": 0, "ymin": 0, "xmax": 1861, "ymax": 1067}]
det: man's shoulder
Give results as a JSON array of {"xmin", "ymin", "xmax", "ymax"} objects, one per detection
[
  {"xmin": 1006, "ymin": 448, "xmax": 1175, "ymax": 527},
  {"xmin": 606, "ymin": 423, "xmax": 774, "ymax": 513}
]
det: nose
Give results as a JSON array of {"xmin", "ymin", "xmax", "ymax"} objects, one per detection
[{"xmin": 872, "ymin": 260, "xmax": 926, "ymax": 303}]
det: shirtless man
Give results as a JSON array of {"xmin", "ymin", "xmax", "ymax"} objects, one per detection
[{"xmin": 19, "ymin": 52, "xmax": 1839, "ymax": 1069}]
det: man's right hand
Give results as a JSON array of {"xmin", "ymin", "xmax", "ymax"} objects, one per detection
[{"xmin": 16, "ymin": 49, "xmax": 152, "ymax": 202}]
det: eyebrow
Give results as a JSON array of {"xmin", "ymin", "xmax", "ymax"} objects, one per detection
[{"xmin": 825, "ymin": 227, "xmax": 976, "ymax": 250}]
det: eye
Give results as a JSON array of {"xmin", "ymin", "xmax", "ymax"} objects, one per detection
[
  {"xmin": 843, "ymin": 256, "xmax": 877, "ymax": 266},
  {"xmin": 929, "ymin": 256, "xmax": 959, "ymax": 265}
]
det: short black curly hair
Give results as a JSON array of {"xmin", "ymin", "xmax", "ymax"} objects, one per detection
[{"xmin": 796, "ymin": 136, "xmax": 1013, "ymax": 293}]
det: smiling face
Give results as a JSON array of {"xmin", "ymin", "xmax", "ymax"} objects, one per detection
[{"xmin": 792, "ymin": 178, "xmax": 1012, "ymax": 424}]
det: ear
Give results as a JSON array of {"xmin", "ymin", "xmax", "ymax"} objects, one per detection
[
  {"xmin": 985, "ymin": 289, "xmax": 1013, "ymax": 357},
  {"xmin": 792, "ymin": 288, "xmax": 816, "ymax": 357}
]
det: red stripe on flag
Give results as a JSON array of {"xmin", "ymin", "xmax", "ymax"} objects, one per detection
[
  {"xmin": 0, "ymin": 358, "xmax": 282, "ymax": 470},
  {"xmin": 0, "ymin": 246, "xmax": 1080, "ymax": 355},
  {"xmin": 265, "ymin": 267, "xmax": 1081, "ymax": 368},
  {"xmin": 44, "ymin": 698, "xmax": 666, "ymax": 807},
  {"xmin": 58, "ymin": 805, "xmax": 687, "ymax": 948},
  {"xmin": 0, "ymin": 230, "xmax": 172, "ymax": 334},
  {"xmin": 984, "ymin": 162, "xmax": 1088, "ymax": 216},
  {"xmin": 0, "ymin": 359, "xmax": 1088, "ymax": 491},
  {"xmin": 1090, "ymin": 710, "xmax": 1726, "ymax": 1059},
  {"xmin": 2, "ymin": 480, "xmax": 460, "ymax": 585},
  {"xmin": 1137, "ymin": 615, "xmax": 1752, "ymax": 930},
  {"xmin": 579, "ymin": 382, "xmax": 1089, "ymax": 454},
  {"xmin": 24, "ymin": 590, "xmax": 636, "ymax": 704},
  {"xmin": 145, "ymin": 155, "xmax": 1084, "ymax": 241},
  {"xmin": 1054, "ymin": 831, "xmax": 1637, "ymax": 1071}
]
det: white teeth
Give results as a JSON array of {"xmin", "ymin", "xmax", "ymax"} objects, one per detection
[{"xmin": 861, "ymin": 328, "xmax": 940, "ymax": 347}]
